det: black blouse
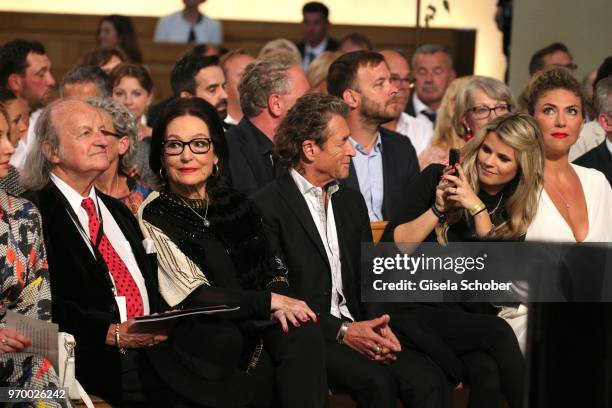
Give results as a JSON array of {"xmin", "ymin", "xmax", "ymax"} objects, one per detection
[
  {"xmin": 142, "ymin": 189, "xmax": 290, "ymax": 319},
  {"xmin": 382, "ymin": 163, "xmax": 518, "ymax": 243}
]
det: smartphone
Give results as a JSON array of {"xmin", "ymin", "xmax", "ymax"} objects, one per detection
[{"xmin": 449, "ymin": 148, "xmax": 460, "ymax": 174}]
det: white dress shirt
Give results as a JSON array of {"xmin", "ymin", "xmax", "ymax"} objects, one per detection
[
  {"xmin": 224, "ymin": 113, "xmax": 239, "ymax": 126},
  {"xmin": 290, "ymin": 169, "xmax": 353, "ymax": 321},
  {"xmin": 412, "ymin": 93, "xmax": 437, "ymax": 124},
  {"xmin": 395, "ymin": 112, "xmax": 434, "ymax": 156},
  {"xmin": 302, "ymin": 38, "xmax": 329, "ymax": 70},
  {"xmin": 154, "ymin": 11, "xmax": 223, "ymax": 44},
  {"xmin": 50, "ymin": 173, "xmax": 150, "ymax": 315}
]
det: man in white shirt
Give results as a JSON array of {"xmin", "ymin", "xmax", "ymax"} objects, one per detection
[
  {"xmin": 22, "ymin": 99, "xmax": 170, "ymax": 405},
  {"xmin": 0, "ymin": 39, "xmax": 56, "ymax": 170},
  {"xmin": 154, "ymin": 0, "xmax": 223, "ymax": 44},
  {"xmin": 380, "ymin": 50, "xmax": 434, "ymax": 155},
  {"xmin": 405, "ymin": 44, "xmax": 456, "ymax": 126},
  {"xmin": 296, "ymin": 2, "xmax": 339, "ymax": 70},
  {"xmin": 253, "ymin": 93, "xmax": 451, "ymax": 408}
]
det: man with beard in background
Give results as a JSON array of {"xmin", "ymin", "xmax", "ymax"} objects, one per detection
[{"xmin": 327, "ymin": 51, "xmax": 420, "ymax": 221}]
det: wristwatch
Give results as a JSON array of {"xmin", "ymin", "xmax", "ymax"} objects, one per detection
[{"xmin": 337, "ymin": 322, "xmax": 349, "ymax": 344}]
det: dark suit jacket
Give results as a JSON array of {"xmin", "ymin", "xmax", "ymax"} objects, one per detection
[
  {"xmin": 342, "ymin": 127, "xmax": 420, "ymax": 221},
  {"xmin": 252, "ymin": 171, "xmax": 381, "ymax": 341},
  {"xmin": 296, "ymin": 37, "xmax": 339, "ymax": 59},
  {"xmin": 26, "ymin": 183, "xmax": 159, "ymax": 401},
  {"xmin": 574, "ymin": 140, "xmax": 612, "ymax": 186},
  {"xmin": 404, "ymin": 95, "xmax": 417, "ymax": 117},
  {"xmin": 225, "ymin": 117, "xmax": 279, "ymax": 196}
]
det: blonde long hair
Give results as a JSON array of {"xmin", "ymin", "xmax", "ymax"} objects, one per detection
[
  {"xmin": 435, "ymin": 113, "xmax": 544, "ymax": 243},
  {"xmin": 429, "ymin": 76, "xmax": 473, "ymax": 150}
]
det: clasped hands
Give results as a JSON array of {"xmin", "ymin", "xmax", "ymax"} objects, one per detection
[
  {"xmin": 342, "ymin": 314, "xmax": 401, "ymax": 363},
  {"xmin": 435, "ymin": 164, "xmax": 481, "ymax": 213}
]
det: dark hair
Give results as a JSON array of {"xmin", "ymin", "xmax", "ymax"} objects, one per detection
[
  {"xmin": 171, "ymin": 54, "xmax": 220, "ymax": 96},
  {"xmin": 109, "ymin": 63, "xmax": 154, "ymax": 93},
  {"xmin": 302, "ymin": 2, "xmax": 330, "ymax": 20},
  {"xmin": 97, "ymin": 15, "xmax": 143, "ymax": 63},
  {"xmin": 0, "ymin": 39, "xmax": 46, "ymax": 86},
  {"xmin": 274, "ymin": 93, "xmax": 349, "ymax": 169},
  {"xmin": 526, "ymin": 66, "xmax": 584, "ymax": 116},
  {"xmin": 528, "ymin": 42, "xmax": 572, "ymax": 76},
  {"xmin": 339, "ymin": 33, "xmax": 373, "ymax": 51},
  {"xmin": 60, "ymin": 65, "xmax": 112, "ymax": 98},
  {"xmin": 189, "ymin": 43, "xmax": 228, "ymax": 58},
  {"xmin": 327, "ymin": 51, "xmax": 385, "ymax": 98},
  {"xmin": 82, "ymin": 46, "xmax": 129, "ymax": 66},
  {"xmin": 150, "ymin": 98, "xmax": 228, "ymax": 192},
  {"xmin": 0, "ymin": 87, "xmax": 17, "ymax": 104},
  {"xmin": 594, "ymin": 55, "xmax": 612, "ymax": 88}
]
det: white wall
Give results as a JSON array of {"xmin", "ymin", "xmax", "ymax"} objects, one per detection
[
  {"xmin": 0, "ymin": 0, "xmax": 505, "ymax": 79},
  {"xmin": 509, "ymin": 0, "xmax": 612, "ymax": 95}
]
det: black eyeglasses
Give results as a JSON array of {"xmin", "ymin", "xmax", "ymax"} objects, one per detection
[
  {"xmin": 100, "ymin": 129, "xmax": 125, "ymax": 138},
  {"xmin": 389, "ymin": 75, "xmax": 416, "ymax": 89},
  {"xmin": 468, "ymin": 104, "xmax": 512, "ymax": 120},
  {"xmin": 163, "ymin": 138, "xmax": 213, "ymax": 156}
]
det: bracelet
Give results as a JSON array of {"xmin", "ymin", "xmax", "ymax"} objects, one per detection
[
  {"xmin": 469, "ymin": 202, "xmax": 487, "ymax": 216},
  {"xmin": 337, "ymin": 322, "xmax": 349, "ymax": 345},
  {"xmin": 115, "ymin": 324, "xmax": 126, "ymax": 355},
  {"xmin": 430, "ymin": 204, "xmax": 446, "ymax": 222}
]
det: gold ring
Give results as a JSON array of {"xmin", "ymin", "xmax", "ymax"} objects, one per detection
[
  {"xmin": 375, "ymin": 345, "xmax": 381, "ymax": 354},
  {"xmin": 1, "ymin": 338, "xmax": 7, "ymax": 345}
]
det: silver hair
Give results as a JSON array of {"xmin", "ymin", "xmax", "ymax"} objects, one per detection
[
  {"xmin": 411, "ymin": 43, "xmax": 454, "ymax": 70},
  {"xmin": 59, "ymin": 64, "xmax": 112, "ymax": 98},
  {"xmin": 594, "ymin": 76, "xmax": 612, "ymax": 116},
  {"xmin": 239, "ymin": 51, "xmax": 301, "ymax": 118},
  {"xmin": 21, "ymin": 100, "xmax": 63, "ymax": 190},
  {"xmin": 86, "ymin": 98, "xmax": 137, "ymax": 174},
  {"xmin": 453, "ymin": 76, "xmax": 515, "ymax": 137},
  {"xmin": 258, "ymin": 38, "xmax": 303, "ymax": 65}
]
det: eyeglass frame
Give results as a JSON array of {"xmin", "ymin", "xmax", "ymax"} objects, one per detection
[
  {"xmin": 467, "ymin": 104, "xmax": 512, "ymax": 120},
  {"xmin": 162, "ymin": 138, "xmax": 214, "ymax": 156},
  {"xmin": 389, "ymin": 75, "xmax": 416, "ymax": 89}
]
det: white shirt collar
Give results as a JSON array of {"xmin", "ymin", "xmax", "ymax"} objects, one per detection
[
  {"xmin": 290, "ymin": 168, "xmax": 339, "ymax": 197},
  {"xmin": 606, "ymin": 137, "xmax": 612, "ymax": 156},
  {"xmin": 304, "ymin": 38, "xmax": 329, "ymax": 56},
  {"xmin": 50, "ymin": 172, "xmax": 98, "ymax": 214},
  {"xmin": 412, "ymin": 92, "xmax": 434, "ymax": 114},
  {"xmin": 224, "ymin": 113, "xmax": 239, "ymax": 126}
]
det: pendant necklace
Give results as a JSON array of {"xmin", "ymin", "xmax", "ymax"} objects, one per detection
[
  {"xmin": 488, "ymin": 193, "xmax": 504, "ymax": 216},
  {"xmin": 179, "ymin": 195, "xmax": 211, "ymax": 227}
]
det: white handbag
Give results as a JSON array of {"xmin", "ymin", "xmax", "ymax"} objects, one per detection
[{"xmin": 58, "ymin": 332, "xmax": 94, "ymax": 408}]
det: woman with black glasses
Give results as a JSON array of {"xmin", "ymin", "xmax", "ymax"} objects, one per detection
[{"xmin": 137, "ymin": 97, "xmax": 327, "ymax": 407}]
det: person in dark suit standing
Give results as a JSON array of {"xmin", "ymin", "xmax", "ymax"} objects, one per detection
[
  {"xmin": 574, "ymin": 75, "xmax": 612, "ymax": 186},
  {"xmin": 327, "ymin": 51, "xmax": 420, "ymax": 221},
  {"xmin": 225, "ymin": 51, "xmax": 309, "ymax": 195},
  {"xmin": 21, "ymin": 99, "xmax": 169, "ymax": 406},
  {"xmin": 252, "ymin": 93, "xmax": 451, "ymax": 408},
  {"xmin": 296, "ymin": 2, "xmax": 339, "ymax": 70}
]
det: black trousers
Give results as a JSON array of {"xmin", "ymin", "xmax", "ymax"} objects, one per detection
[
  {"xmin": 391, "ymin": 307, "xmax": 525, "ymax": 408},
  {"xmin": 118, "ymin": 349, "xmax": 172, "ymax": 408},
  {"xmin": 326, "ymin": 340, "xmax": 451, "ymax": 408}
]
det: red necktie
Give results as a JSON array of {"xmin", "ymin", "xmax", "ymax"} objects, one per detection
[{"xmin": 81, "ymin": 198, "xmax": 144, "ymax": 319}]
